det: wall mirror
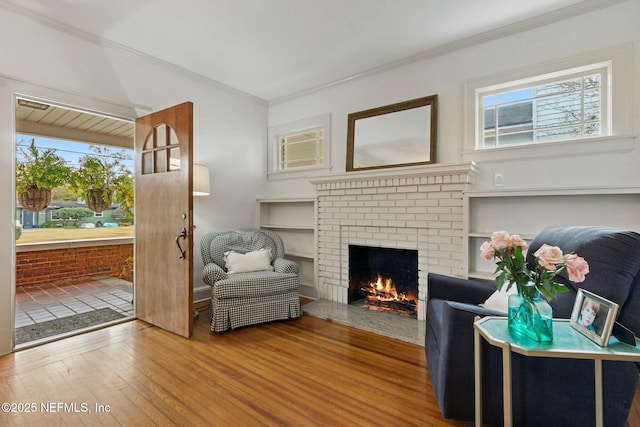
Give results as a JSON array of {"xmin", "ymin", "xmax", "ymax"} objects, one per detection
[{"xmin": 346, "ymin": 95, "xmax": 437, "ymax": 172}]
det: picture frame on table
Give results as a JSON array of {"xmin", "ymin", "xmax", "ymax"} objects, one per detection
[{"xmin": 570, "ymin": 289, "xmax": 619, "ymax": 347}]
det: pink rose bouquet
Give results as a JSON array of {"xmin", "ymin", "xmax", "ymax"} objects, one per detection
[{"xmin": 480, "ymin": 231, "xmax": 589, "ymax": 301}]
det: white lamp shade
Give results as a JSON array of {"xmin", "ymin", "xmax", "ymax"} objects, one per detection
[{"xmin": 193, "ymin": 164, "xmax": 211, "ymax": 196}]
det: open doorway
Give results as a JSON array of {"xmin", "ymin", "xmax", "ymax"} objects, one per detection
[{"xmin": 14, "ymin": 96, "xmax": 135, "ymax": 347}]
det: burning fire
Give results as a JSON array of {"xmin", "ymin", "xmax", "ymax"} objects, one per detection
[{"xmin": 360, "ymin": 273, "xmax": 415, "ymax": 303}]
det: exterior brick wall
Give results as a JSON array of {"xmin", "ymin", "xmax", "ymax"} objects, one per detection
[
  {"xmin": 16, "ymin": 243, "xmax": 133, "ymax": 287},
  {"xmin": 311, "ymin": 164, "xmax": 474, "ymax": 321}
]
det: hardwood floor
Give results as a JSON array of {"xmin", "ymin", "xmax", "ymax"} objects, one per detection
[{"xmin": 0, "ymin": 310, "xmax": 638, "ymax": 426}]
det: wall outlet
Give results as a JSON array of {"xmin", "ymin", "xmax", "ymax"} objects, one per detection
[{"xmin": 494, "ymin": 173, "xmax": 504, "ymax": 187}]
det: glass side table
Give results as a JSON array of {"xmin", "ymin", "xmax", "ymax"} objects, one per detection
[{"xmin": 473, "ymin": 316, "xmax": 640, "ymax": 427}]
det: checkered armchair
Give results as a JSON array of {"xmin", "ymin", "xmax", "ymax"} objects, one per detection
[{"xmin": 201, "ymin": 229, "xmax": 301, "ymax": 332}]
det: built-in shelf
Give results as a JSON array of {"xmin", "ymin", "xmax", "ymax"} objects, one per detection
[
  {"xmin": 468, "ymin": 231, "xmax": 536, "ymax": 240},
  {"xmin": 468, "ymin": 270, "xmax": 496, "ymax": 282},
  {"xmin": 260, "ymin": 224, "xmax": 315, "ymax": 230},
  {"xmin": 257, "ymin": 197, "xmax": 318, "ymax": 299},
  {"xmin": 464, "ymin": 187, "xmax": 640, "ymax": 280},
  {"xmin": 285, "ymin": 251, "xmax": 314, "ymax": 259}
]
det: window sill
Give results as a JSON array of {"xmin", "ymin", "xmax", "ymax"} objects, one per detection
[
  {"xmin": 462, "ymin": 135, "xmax": 635, "ymax": 163},
  {"xmin": 267, "ymin": 165, "xmax": 332, "ymax": 181}
]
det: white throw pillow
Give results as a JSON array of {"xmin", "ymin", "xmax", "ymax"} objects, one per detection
[
  {"xmin": 480, "ymin": 285, "xmax": 518, "ymax": 314},
  {"xmin": 224, "ymin": 247, "xmax": 274, "ymax": 273}
]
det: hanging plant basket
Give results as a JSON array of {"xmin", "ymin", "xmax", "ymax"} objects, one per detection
[
  {"xmin": 18, "ymin": 185, "xmax": 52, "ymax": 211},
  {"xmin": 85, "ymin": 188, "xmax": 113, "ymax": 213}
]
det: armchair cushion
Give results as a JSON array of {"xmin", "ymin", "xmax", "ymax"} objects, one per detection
[
  {"xmin": 480, "ymin": 286, "xmax": 517, "ymax": 313},
  {"xmin": 224, "ymin": 247, "xmax": 274, "ymax": 273},
  {"xmin": 207, "ymin": 229, "xmax": 278, "ymax": 270},
  {"xmin": 526, "ymin": 226, "xmax": 640, "ymax": 331}
]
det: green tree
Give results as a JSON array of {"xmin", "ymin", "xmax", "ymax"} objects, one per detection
[
  {"xmin": 55, "ymin": 207, "xmax": 94, "ymax": 227},
  {"xmin": 51, "ymin": 185, "xmax": 81, "ymax": 201},
  {"xmin": 113, "ymin": 174, "xmax": 134, "ymax": 219}
]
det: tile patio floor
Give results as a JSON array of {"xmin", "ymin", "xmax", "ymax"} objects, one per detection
[{"xmin": 15, "ymin": 276, "xmax": 134, "ymax": 329}]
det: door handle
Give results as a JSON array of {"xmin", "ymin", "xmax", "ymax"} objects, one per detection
[{"xmin": 175, "ymin": 227, "xmax": 187, "ymax": 259}]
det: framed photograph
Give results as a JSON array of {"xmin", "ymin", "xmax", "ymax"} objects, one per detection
[{"xmin": 570, "ymin": 289, "xmax": 619, "ymax": 347}]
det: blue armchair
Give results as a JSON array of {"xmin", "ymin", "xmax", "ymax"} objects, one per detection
[
  {"xmin": 201, "ymin": 229, "xmax": 301, "ymax": 332},
  {"xmin": 425, "ymin": 226, "xmax": 640, "ymax": 426}
]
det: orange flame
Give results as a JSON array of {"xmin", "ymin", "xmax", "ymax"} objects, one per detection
[{"xmin": 361, "ymin": 273, "xmax": 415, "ymax": 303}]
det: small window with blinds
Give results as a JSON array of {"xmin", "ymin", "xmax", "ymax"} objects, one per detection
[
  {"xmin": 268, "ymin": 114, "xmax": 331, "ymax": 179},
  {"xmin": 279, "ymin": 128, "xmax": 324, "ymax": 170}
]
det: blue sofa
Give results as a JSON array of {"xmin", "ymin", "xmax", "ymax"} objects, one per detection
[{"xmin": 425, "ymin": 226, "xmax": 640, "ymax": 426}]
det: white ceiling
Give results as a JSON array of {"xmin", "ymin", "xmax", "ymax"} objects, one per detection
[{"xmin": 5, "ymin": 0, "xmax": 622, "ymax": 102}]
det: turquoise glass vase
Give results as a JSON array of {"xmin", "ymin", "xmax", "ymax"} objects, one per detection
[{"xmin": 507, "ymin": 283, "xmax": 553, "ymax": 342}]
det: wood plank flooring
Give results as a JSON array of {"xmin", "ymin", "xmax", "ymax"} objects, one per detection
[{"xmin": 0, "ymin": 309, "xmax": 638, "ymax": 426}]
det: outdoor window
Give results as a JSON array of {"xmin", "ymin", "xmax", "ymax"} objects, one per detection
[
  {"xmin": 268, "ymin": 114, "xmax": 331, "ymax": 179},
  {"xmin": 477, "ymin": 62, "xmax": 610, "ymax": 149}
]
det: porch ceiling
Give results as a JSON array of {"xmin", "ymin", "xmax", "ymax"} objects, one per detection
[{"xmin": 16, "ymin": 98, "xmax": 134, "ymax": 149}]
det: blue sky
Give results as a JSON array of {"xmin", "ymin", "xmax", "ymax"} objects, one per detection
[
  {"xmin": 484, "ymin": 88, "xmax": 534, "ymax": 107},
  {"xmin": 17, "ymin": 134, "xmax": 134, "ymax": 172}
]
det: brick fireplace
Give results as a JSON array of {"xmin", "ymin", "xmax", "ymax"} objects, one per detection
[{"xmin": 311, "ymin": 163, "xmax": 475, "ymax": 321}]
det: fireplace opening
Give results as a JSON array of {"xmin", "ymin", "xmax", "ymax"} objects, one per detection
[{"xmin": 348, "ymin": 245, "xmax": 418, "ymax": 318}]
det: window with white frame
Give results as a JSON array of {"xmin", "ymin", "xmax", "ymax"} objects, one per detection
[
  {"xmin": 268, "ymin": 114, "xmax": 331, "ymax": 178},
  {"xmin": 477, "ymin": 62, "xmax": 610, "ymax": 149},
  {"xmin": 463, "ymin": 44, "xmax": 632, "ymax": 162}
]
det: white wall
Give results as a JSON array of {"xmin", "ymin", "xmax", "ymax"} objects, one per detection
[
  {"xmin": 265, "ymin": 1, "xmax": 640, "ymax": 197},
  {"xmin": 0, "ymin": 6, "xmax": 267, "ymax": 355},
  {"xmin": 2, "ymin": 1, "xmax": 639, "ymax": 355}
]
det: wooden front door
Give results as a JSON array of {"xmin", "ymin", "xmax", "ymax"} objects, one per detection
[{"xmin": 134, "ymin": 102, "xmax": 193, "ymax": 338}]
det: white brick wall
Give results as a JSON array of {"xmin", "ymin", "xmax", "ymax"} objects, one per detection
[{"xmin": 312, "ymin": 164, "xmax": 474, "ymax": 321}]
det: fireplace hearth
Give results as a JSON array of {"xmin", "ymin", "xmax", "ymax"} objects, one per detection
[{"xmin": 348, "ymin": 245, "xmax": 418, "ymax": 318}]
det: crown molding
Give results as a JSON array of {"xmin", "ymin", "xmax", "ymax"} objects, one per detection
[
  {"xmin": 269, "ymin": 0, "xmax": 630, "ymax": 105},
  {"xmin": 0, "ymin": 0, "xmax": 629, "ymax": 106}
]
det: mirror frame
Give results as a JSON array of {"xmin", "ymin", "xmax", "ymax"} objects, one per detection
[{"xmin": 346, "ymin": 95, "xmax": 437, "ymax": 172}]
